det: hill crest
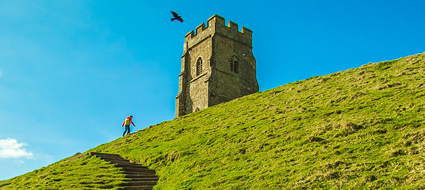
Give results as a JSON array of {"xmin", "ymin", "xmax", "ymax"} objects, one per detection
[{"xmin": 1, "ymin": 52, "xmax": 425, "ymax": 189}]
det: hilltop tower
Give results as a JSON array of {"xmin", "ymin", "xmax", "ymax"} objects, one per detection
[{"xmin": 175, "ymin": 14, "xmax": 259, "ymax": 117}]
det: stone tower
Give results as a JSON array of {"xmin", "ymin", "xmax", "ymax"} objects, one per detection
[{"xmin": 175, "ymin": 14, "xmax": 259, "ymax": 117}]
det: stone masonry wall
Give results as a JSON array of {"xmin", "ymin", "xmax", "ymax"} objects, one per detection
[
  {"xmin": 176, "ymin": 14, "xmax": 258, "ymax": 117},
  {"xmin": 186, "ymin": 37, "xmax": 212, "ymax": 113}
]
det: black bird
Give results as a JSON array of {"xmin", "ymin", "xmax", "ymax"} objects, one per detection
[{"xmin": 171, "ymin": 11, "xmax": 183, "ymax": 22}]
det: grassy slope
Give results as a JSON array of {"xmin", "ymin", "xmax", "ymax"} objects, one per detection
[
  {"xmin": 1, "ymin": 52, "xmax": 425, "ymax": 189},
  {"xmin": 0, "ymin": 154, "xmax": 127, "ymax": 189}
]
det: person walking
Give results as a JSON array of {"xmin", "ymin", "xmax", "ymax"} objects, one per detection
[{"xmin": 122, "ymin": 115, "xmax": 136, "ymax": 136}]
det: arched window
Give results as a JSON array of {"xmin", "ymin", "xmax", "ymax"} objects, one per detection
[
  {"xmin": 230, "ymin": 56, "xmax": 238, "ymax": 73},
  {"xmin": 196, "ymin": 58, "xmax": 203, "ymax": 76}
]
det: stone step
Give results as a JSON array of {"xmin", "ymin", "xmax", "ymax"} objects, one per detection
[
  {"xmin": 105, "ymin": 160, "xmax": 133, "ymax": 165},
  {"xmin": 91, "ymin": 155, "xmax": 124, "ymax": 160},
  {"xmin": 125, "ymin": 175, "xmax": 158, "ymax": 179},
  {"xmin": 114, "ymin": 163, "xmax": 149, "ymax": 168},
  {"xmin": 127, "ymin": 177, "xmax": 159, "ymax": 181},
  {"xmin": 95, "ymin": 155, "xmax": 122, "ymax": 158},
  {"xmin": 122, "ymin": 168, "xmax": 156, "ymax": 173},
  {"xmin": 122, "ymin": 169, "xmax": 156, "ymax": 174},
  {"xmin": 122, "ymin": 180, "xmax": 158, "ymax": 186},
  {"xmin": 96, "ymin": 155, "xmax": 127, "ymax": 159},
  {"xmin": 98, "ymin": 157, "xmax": 130, "ymax": 161},
  {"xmin": 125, "ymin": 174, "xmax": 158, "ymax": 178},
  {"xmin": 122, "ymin": 185, "xmax": 156, "ymax": 190},
  {"xmin": 104, "ymin": 159, "xmax": 137, "ymax": 164},
  {"xmin": 126, "ymin": 177, "xmax": 158, "ymax": 181},
  {"xmin": 122, "ymin": 171, "xmax": 156, "ymax": 175},
  {"xmin": 89, "ymin": 152, "xmax": 121, "ymax": 156},
  {"xmin": 88, "ymin": 152, "xmax": 158, "ymax": 190}
]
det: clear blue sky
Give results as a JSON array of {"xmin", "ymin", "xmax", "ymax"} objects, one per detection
[{"xmin": 1, "ymin": 0, "xmax": 424, "ymax": 180}]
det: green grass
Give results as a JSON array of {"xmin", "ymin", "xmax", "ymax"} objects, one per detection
[
  {"xmin": 1, "ymin": 52, "xmax": 425, "ymax": 189},
  {"xmin": 0, "ymin": 154, "xmax": 127, "ymax": 189}
]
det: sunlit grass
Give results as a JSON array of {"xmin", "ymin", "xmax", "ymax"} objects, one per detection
[
  {"xmin": 1, "ymin": 52, "xmax": 424, "ymax": 189},
  {"xmin": 0, "ymin": 154, "xmax": 126, "ymax": 189}
]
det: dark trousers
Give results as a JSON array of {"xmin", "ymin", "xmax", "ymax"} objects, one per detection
[{"xmin": 123, "ymin": 125, "xmax": 131, "ymax": 136}]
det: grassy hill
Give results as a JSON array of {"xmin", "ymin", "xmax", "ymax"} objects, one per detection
[
  {"xmin": 0, "ymin": 154, "xmax": 126, "ymax": 189},
  {"xmin": 1, "ymin": 52, "xmax": 425, "ymax": 189}
]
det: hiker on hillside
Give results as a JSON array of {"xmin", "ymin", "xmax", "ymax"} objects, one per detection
[{"xmin": 122, "ymin": 115, "xmax": 136, "ymax": 137}]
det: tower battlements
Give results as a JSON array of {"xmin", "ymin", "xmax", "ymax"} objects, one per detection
[
  {"xmin": 176, "ymin": 14, "xmax": 258, "ymax": 117},
  {"xmin": 183, "ymin": 14, "xmax": 253, "ymax": 52}
]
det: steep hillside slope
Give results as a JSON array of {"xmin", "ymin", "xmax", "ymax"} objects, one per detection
[
  {"xmin": 2, "ymin": 52, "xmax": 425, "ymax": 189},
  {"xmin": 0, "ymin": 153, "xmax": 126, "ymax": 189}
]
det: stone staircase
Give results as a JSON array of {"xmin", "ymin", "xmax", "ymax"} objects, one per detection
[{"xmin": 89, "ymin": 152, "xmax": 158, "ymax": 190}]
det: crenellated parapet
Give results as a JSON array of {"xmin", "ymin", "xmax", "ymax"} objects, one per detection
[
  {"xmin": 183, "ymin": 14, "xmax": 253, "ymax": 52},
  {"xmin": 177, "ymin": 14, "xmax": 258, "ymax": 117}
]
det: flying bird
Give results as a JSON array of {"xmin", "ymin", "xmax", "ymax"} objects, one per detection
[{"xmin": 171, "ymin": 11, "xmax": 183, "ymax": 22}]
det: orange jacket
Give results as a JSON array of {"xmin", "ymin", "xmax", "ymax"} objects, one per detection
[{"xmin": 122, "ymin": 117, "xmax": 135, "ymax": 127}]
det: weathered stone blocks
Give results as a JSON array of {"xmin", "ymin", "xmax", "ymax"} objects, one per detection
[{"xmin": 176, "ymin": 14, "xmax": 259, "ymax": 117}]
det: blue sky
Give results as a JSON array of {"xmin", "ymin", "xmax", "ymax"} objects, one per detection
[{"xmin": 1, "ymin": 0, "xmax": 424, "ymax": 180}]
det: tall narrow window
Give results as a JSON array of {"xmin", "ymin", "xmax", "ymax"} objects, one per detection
[
  {"xmin": 196, "ymin": 58, "xmax": 203, "ymax": 76},
  {"xmin": 230, "ymin": 56, "xmax": 238, "ymax": 73}
]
